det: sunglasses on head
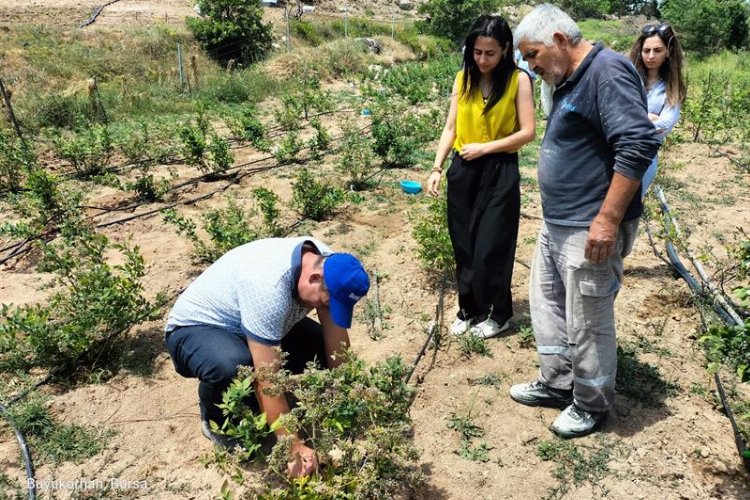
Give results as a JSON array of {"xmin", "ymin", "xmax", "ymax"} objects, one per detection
[{"xmin": 642, "ymin": 23, "xmax": 672, "ymax": 37}]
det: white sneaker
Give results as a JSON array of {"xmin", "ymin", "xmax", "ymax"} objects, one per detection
[
  {"xmin": 469, "ymin": 318, "xmax": 511, "ymax": 339},
  {"xmin": 550, "ymin": 404, "xmax": 606, "ymax": 438},
  {"xmin": 450, "ymin": 317, "xmax": 474, "ymax": 335}
]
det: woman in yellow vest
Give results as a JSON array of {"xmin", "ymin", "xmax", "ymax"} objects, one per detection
[{"xmin": 427, "ymin": 15, "xmax": 535, "ymax": 339}]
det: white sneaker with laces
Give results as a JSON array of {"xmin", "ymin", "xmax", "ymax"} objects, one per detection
[
  {"xmin": 450, "ymin": 317, "xmax": 474, "ymax": 335},
  {"xmin": 469, "ymin": 318, "xmax": 511, "ymax": 339},
  {"xmin": 550, "ymin": 404, "xmax": 606, "ymax": 438}
]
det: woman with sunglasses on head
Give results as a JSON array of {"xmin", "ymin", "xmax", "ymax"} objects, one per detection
[
  {"xmin": 426, "ymin": 15, "xmax": 535, "ymax": 339},
  {"xmin": 629, "ymin": 23, "xmax": 687, "ymax": 198}
]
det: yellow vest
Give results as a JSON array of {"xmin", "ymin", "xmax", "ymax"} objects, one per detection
[{"xmin": 453, "ymin": 69, "xmax": 520, "ymax": 152}]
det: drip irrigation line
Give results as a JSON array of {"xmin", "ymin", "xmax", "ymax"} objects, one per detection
[
  {"xmin": 644, "ymin": 221, "xmax": 673, "ymax": 269},
  {"xmin": 79, "ymin": 0, "xmax": 123, "ymax": 28},
  {"xmin": 0, "ymin": 401, "xmax": 35, "ymax": 499},
  {"xmin": 514, "ymin": 257, "xmax": 530, "ymax": 270},
  {"xmin": 405, "ymin": 274, "xmax": 446, "ymax": 385},
  {"xmin": 653, "ymin": 184, "xmax": 748, "ymax": 472},
  {"xmin": 714, "ymin": 372, "xmax": 750, "ymax": 471},
  {"xmin": 656, "ymin": 186, "xmax": 744, "ymax": 325}
]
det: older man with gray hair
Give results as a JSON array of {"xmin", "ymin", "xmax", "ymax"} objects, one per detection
[{"xmin": 509, "ymin": 4, "xmax": 660, "ymax": 438}]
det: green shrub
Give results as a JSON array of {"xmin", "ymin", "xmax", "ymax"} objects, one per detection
[
  {"xmin": 307, "ymin": 118, "xmax": 331, "ymax": 161},
  {"xmin": 0, "ymin": 129, "xmax": 35, "ymax": 192},
  {"xmin": 291, "ymin": 20, "xmax": 323, "ymax": 47},
  {"xmin": 375, "ymin": 54, "xmax": 459, "ymax": 104},
  {"xmin": 218, "ymin": 353, "xmax": 422, "ymax": 498},
  {"xmin": 273, "ymin": 130, "xmax": 304, "ymax": 165},
  {"xmin": 252, "ymin": 187, "xmax": 283, "ymax": 237},
  {"xmin": 179, "ymin": 107, "xmax": 234, "ymax": 176},
  {"xmin": 412, "ymin": 186, "xmax": 455, "ymax": 277},
  {"xmin": 336, "ymin": 121, "xmax": 376, "ymax": 190},
  {"xmin": 700, "ymin": 323, "xmax": 750, "ymax": 381},
  {"xmin": 291, "ymin": 168, "xmax": 344, "ymax": 221},
  {"xmin": 0, "ymin": 229, "xmax": 159, "ymax": 374},
  {"xmin": 162, "ymin": 195, "xmax": 260, "ymax": 263},
  {"xmin": 370, "ymin": 100, "xmax": 440, "ymax": 168},
  {"xmin": 115, "ymin": 120, "xmax": 178, "ymax": 166},
  {"xmin": 187, "ymin": 0, "xmax": 273, "ymax": 66},
  {"xmin": 52, "ymin": 124, "xmax": 113, "ymax": 177},
  {"xmin": 0, "ymin": 167, "xmax": 84, "ymax": 240},
  {"xmin": 228, "ymin": 106, "xmax": 270, "ymax": 151}
]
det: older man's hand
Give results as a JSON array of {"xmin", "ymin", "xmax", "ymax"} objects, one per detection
[{"xmin": 585, "ymin": 214, "xmax": 618, "ymax": 263}]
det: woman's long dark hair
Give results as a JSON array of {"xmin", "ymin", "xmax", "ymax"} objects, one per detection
[
  {"xmin": 629, "ymin": 23, "xmax": 687, "ymax": 106},
  {"xmin": 461, "ymin": 15, "xmax": 516, "ymax": 114}
]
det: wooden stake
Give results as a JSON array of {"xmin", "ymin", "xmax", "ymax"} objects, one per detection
[{"xmin": 0, "ymin": 78, "xmax": 27, "ymax": 149}]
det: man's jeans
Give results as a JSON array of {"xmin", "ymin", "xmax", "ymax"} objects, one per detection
[
  {"xmin": 165, "ymin": 318, "xmax": 327, "ymax": 426},
  {"xmin": 530, "ymin": 219, "xmax": 638, "ymax": 412}
]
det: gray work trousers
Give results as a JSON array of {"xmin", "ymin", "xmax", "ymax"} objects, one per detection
[{"xmin": 529, "ymin": 219, "xmax": 639, "ymax": 412}]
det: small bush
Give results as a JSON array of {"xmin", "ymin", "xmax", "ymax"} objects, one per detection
[
  {"xmin": 218, "ymin": 353, "xmax": 423, "ymax": 498},
  {"xmin": 252, "ymin": 187, "xmax": 283, "ymax": 237},
  {"xmin": 228, "ymin": 106, "xmax": 270, "ymax": 151},
  {"xmin": 0, "ymin": 129, "xmax": 36, "ymax": 192},
  {"xmin": 336, "ymin": 121, "xmax": 376, "ymax": 190},
  {"xmin": 52, "ymin": 124, "xmax": 113, "ymax": 177},
  {"xmin": 0, "ymin": 229, "xmax": 160, "ymax": 374},
  {"xmin": 412, "ymin": 186, "xmax": 455, "ymax": 277},
  {"xmin": 162, "ymin": 195, "xmax": 260, "ymax": 263},
  {"xmin": 700, "ymin": 322, "xmax": 750, "ymax": 381},
  {"xmin": 179, "ymin": 107, "xmax": 234, "ymax": 176},
  {"xmin": 291, "ymin": 168, "xmax": 344, "ymax": 221}
]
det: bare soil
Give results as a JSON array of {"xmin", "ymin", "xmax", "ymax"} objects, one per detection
[{"xmin": 1, "ymin": 1, "xmax": 749, "ymax": 499}]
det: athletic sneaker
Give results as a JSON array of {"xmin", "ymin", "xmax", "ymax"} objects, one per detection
[
  {"xmin": 450, "ymin": 317, "xmax": 474, "ymax": 336},
  {"xmin": 509, "ymin": 380, "xmax": 573, "ymax": 409},
  {"xmin": 469, "ymin": 318, "xmax": 511, "ymax": 339},
  {"xmin": 201, "ymin": 420, "xmax": 241, "ymax": 451},
  {"xmin": 550, "ymin": 404, "xmax": 606, "ymax": 438}
]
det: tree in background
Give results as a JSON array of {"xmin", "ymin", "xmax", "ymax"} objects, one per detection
[
  {"xmin": 187, "ymin": 0, "xmax": 274, "ymax": 66},
  {"xmin": 417, "ymin": 0, "xmax": 502, "ymax": 44},
  {"xmin": 661, "ymin": 0, "xmax": 749, "ymax": 55}
]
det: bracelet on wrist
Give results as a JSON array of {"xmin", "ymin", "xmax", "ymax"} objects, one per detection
[{"xmin": 431, "ymin": 167, "xmax": 443, "ymax": 173}]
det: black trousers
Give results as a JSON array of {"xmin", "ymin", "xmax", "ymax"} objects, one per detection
[
  {"xmin": 446, "ymin": 151, "xmax": 520, "ymax": 324},
  {"xmin": 165, "ymin": 317, "xmax": 327, "ymax": 425}
]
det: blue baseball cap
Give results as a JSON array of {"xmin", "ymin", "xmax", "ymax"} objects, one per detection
[{"xmin": 323, "ymin": 253, "xmax": 370, "ymax": 328}]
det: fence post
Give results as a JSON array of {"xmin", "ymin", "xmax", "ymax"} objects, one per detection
[
  {"xmin": 176, "ymin": 43, "xmax": 187, "ymax": 92},
  {"xmin": 344, "ymin": 3, "xmax": 349, "ymax": 38},
  {"xmin": 0, "ymin": 78, "xmax": 27, "ymax": 149},
  {"xmin": 190, "ymin": 54, "xmax": 199, "ymax": 91},
  {"xmin": 391, "ymin": 14, "xmax": 395, "ymax": 39},
  {"xmin": 285, "ymin": 4, "xmax": 291, "ymax": 51}
]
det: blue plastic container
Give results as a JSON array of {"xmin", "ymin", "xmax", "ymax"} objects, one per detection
[{"xmin": 400, "ymin": 180, "xmax": 422, "ymax": 195}]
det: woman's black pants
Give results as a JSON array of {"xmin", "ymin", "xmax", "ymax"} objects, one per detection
[{"xmin": 446, "ymin": 151, "xmax": 520, "ymax": 324}]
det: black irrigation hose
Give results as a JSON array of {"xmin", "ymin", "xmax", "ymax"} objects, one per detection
[
  {"xmin": 405, "ymin": 274, "xmax": 446, "ymax": 385},
  {"xmin": 79, "ymin": 0, "xmax": 123, "ymax": 28},
  {"xmin": 0, "ymin": 402, "xmax": 35, "ymax": 499},
  {"xmin": 655, "ymin": 185, "xmax": 749, "ymax": 472}
]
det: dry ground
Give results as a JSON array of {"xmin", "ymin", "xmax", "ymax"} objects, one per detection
[{"xmin": 1, "ymin": 1, "xmax": 750, "ymax": 499}]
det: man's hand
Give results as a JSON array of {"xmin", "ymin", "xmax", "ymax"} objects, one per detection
[
  {"xmin": 585, "ymin": 214, "xmax": 618, "ymax": 263},
  {"xmin": 287, "ymin": 442, "xmax": 318, "ymax": 478},
  {"xmin": 458, "ymin": 143, "xmax": 486, "ymax": 161}
]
